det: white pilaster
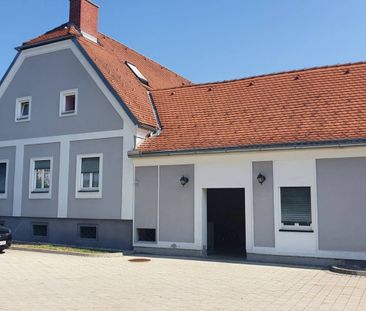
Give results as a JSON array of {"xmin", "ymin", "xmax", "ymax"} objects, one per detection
[
  {"xmin": 12, "ymin": 143, "xmax": 24, "ymax": 216},
  {"xmin": 57, "ymin": 140, "xmax": 70, "ymax": 218}
]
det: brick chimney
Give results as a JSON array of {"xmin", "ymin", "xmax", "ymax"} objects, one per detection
[{"xmin": 69, "ymin": 0, "xmax": 99, "ymax": 41}]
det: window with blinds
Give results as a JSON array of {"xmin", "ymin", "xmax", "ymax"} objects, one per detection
[
  {"xmin": 33, "ymin": 159, "xmax": 51, "ymax": 193},
  {"xmin": 280, "ymin": 187, "xmax": 312, "ymax": 228},
  {"xmin": 80, "ymin": 157, "xmax": 100, "ymax": 191}
]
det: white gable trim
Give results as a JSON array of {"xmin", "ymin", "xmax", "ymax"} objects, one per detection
[{"xmin": 0, "ymin": 39, "xmax": 137, "ymax": 133}]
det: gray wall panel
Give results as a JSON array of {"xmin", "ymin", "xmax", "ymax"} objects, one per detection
[
  {"xmin": 159, "ymin": 165, "xmax": 194, "ymax": 243},
  {"xmin": 134, "ymin": 166, "xmax": 158, "ymax": 230},
  {"xmin": 68, "ymin": 137, "xmax": 123, "ymax": 220},
  {"xmin": 0, "ymin": 49, "xmax": 123, "ymax": 141},
  {"xmin": 317, "ymin": 158, "xmax": 366, "ymax": 252},
  {"xmin": 0, "ymin": 147, "xmax": 16, "ymax": 216},
  {"xmin": 252, "ymin": 161, "xmax": 275, "ymax": 247},
  {"xmin": 22, "ymin": 143, "xmax": 60, "ymax": 218},
  {"xmin": 0, "ymin": 216, "xmax": 132, "ymax": 250}
]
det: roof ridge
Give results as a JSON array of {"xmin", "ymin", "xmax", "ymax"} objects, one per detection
[
  {"xmin": 151, "ymin": 60, "xmax": 366, "ymax": 93},
  {"xmin": 98, "ymin": 32, "xmax": 191, "ymax": 85}
]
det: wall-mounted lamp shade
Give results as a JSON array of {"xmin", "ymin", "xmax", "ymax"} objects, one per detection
[
  {"xmin": 180, "ymin": 176, "xmax": 189, "ymax": 186},
  {"xmin": 257, "ymin": 173, "xmax": 266, "ymax": 185}
]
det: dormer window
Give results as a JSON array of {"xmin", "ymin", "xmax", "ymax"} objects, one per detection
[
  {"xmin": 126, "ymin": 62, "xmax": 149, "ymax": 85},
  {"xmin": 15, "ymin": 97, "xmax": 31, "ymax": 122},
  {"xmin": 60, "ymin": 89, "xmax": 78, "ymax": 117}
]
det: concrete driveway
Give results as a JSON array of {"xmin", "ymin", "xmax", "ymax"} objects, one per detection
[{"xmin": 0, "ymin": 249, "xmax": 366, "ymax": 310}]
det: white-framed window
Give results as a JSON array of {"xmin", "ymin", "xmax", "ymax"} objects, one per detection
[
  {"xmin": 280, "ymin": 186, "xmax": 312, "ymax": 231},
  {"xmin": 0, "ymin": 160, "xmax": 9, "ymax": 199},
  {"xmin": 76, "ymin": 154, "xmax": 103, "ymax": 199},
  {"xmin": 15, "ymin": 97, "xmax": 31, "ymax": 122},
  {"xmin": 29, "ymin": 157, "xmax": 53, "ymax": 199},
  {"xmin": 59, "ymin": 89, "xmax": 78, "ymax": 117}
]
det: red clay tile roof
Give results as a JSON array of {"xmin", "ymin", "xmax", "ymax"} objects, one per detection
[
  {"xmin": 137, "ymin": 62, "xmax": 366, "ymax": 153},
  {"xmin": 22, "ymin": 24, "xmax": 191, "ymax": 127}
]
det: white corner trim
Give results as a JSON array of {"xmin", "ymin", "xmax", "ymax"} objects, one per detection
[
  {"xmin": 75, "ymin": 153, "xmax": 103, "ymax": 199},
  {"xmin": 12, "ymin": 144, "xmax": 24, "ymax": 216},
  {"xmin": 59, "ymin": 88, "xmax": 78, "ymax": 117},
  {"xmin": 57, "ymin": 141, "xmax": 70, "ymax": 217},
  {"xmin": 15, "ymin": 96, "xmax": 31, "ymax": 123},
  {"xmin": 121, "ymin": 128, "xmax": 135, "ymax": 220},
  {"xmin": 29, "ymin": 157, "xmax": 53, "ymax": 200},
  {"xmin": 0, "ymin": 159, "xmax": 9, "ymax": 199}
]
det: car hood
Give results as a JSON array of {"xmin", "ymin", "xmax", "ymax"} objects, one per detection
[{"xmin": 0, "ymin": 225, "xmax": 11, "ymax": 234}]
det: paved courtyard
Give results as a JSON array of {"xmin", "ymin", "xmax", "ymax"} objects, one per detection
[{"xmin": 1, "ymin": 250, "xmax": 366, "ymax": 310}]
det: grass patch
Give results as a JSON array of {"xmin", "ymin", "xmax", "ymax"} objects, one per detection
[{"xmin": 13, "ymin": 242, "xmax": 117, "ymax": 254}]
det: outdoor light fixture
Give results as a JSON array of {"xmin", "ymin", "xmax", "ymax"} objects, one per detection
[
  {"xmin": 180, "ymin": 176, "xmax": 189, "ymax": 186},
  {"xmin": 257, "ymin": 173, "xmax": 266, "ymax": 185}
]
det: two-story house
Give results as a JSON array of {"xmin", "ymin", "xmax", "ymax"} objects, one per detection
[{"xmin": 2, "ymin": 0, "xmax": 366, "ymax": 263}]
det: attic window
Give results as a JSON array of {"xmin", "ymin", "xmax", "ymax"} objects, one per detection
[{"xmin": 126, "ymin": 62, "xmax": 149, "ymax": 85}]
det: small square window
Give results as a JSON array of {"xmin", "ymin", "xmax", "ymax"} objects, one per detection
[
  {"xmin": 60, "ymin": 89, "xmax": 78, "ymax": 116},
  {"xmin": 79, "ymin": 226, "xmax": 97, "ymax": 239},
  {"xmin": 137, "ymin": 229, "xmax": 156, "ymax": 242},
  {"xmin": 32, "ymin": 224, "xmax": 48, "ymax": 237},
  {"xmin": 15, "ymin": 97, "xmax": 31, "ymax": 122}
]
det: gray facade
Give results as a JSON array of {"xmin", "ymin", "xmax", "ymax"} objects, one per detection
[
  {"xmin": 21, "ymin": 143, "xmax": 60, "ymax": 218},
  {"xmin": 0, "ymin": 216, "xmax": 132, "ymax": 250},
  {"xmin": 0, "ymin": 146, "xmax": 16, "ymax": 216},
  {"xmin": 68, "ymin": 137, "xmax": 124, "ymax": 220},
  {"xmin": 0, "ymin": 49, "xmax": 123, "ymax": 141},
  {"xmin": 134, "ymin": 166, "xmax": 158, "ymax": 231},
  {"xmin": 0, "ymin": 47, "xmax": 129, "ymax": 249},
  {"xmin": 252, "ymin": 161, "xmax": 275, "ymax": 248},
  {"xmin": 134, "ymin": 165, "xmax": 195, "ymax": 244},
  {"xmin": 317, "ymin": 157, "xmax": 366, "ymax": 252},
  {"xmin": 159, "ymin": 165, "xmax": 194, "ymax": 243}
]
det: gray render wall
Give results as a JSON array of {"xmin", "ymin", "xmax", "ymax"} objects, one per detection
[
  {"xmin": 0, "ymin": 216, "xmax": 132, "ymax": 250},
  {"xmin": 134, "ymin": 166, "xmax": 158, "ymax": 232},
  {"xmin": 0, "ymin": 147, "xmax": 16, "ymax": 216},
  {"xmin": 0, "ymin": 48, "xmax": 123, "ymax": 141},
  {"xmin": 252, "ymin": 161, "xmax": 275, "ymax": 247},
  {"xmin": 134, "ymin": 165, "xmax": 195, "ymax": 244},
  {"xmin": 317, "ymin": 157, "xmax": 366, "ymax": 252},
  {"xmin": 21, "ymin": 143, "xmax": 60, "ymax": 218},
  {"xmin": 68, "ymin": 137, "xmax": 124, "ymax": 220},
  {"xmin": 159, "ymin": 165, "xmax": 194, "ymax": 243}
]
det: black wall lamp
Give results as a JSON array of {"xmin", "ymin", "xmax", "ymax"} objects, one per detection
[
  {"xmin": 180, "ymin": 176, "xmax": 189, "ymax": 186},
  {"xmin": 257, "ymin": 173, "xmax": 266, "ymax": 185}
]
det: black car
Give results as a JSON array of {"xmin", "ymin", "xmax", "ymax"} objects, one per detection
[{"xmin": 0, "ymin": 225, "xmax": 12, "ymax": 251}]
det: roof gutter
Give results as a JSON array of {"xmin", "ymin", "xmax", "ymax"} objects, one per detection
[{"xmin": 128, "ymin": 139, "xmax": 366, "ymax": 158}]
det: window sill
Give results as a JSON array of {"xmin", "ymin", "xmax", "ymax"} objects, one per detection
[
  {"xmin": 15, "ymin": 117, "xmax": 30, "ymax": 122},
  {"xmin": 60, "ymin": 111, "xmax": 77, "ymax": 117},
  {"xmin": 279, "ymin": 229, "xmax": 314, "ymax": 233},
  {"xmin": 78, "ymin": 189, "xmax": 100, "ymax": 193},
  {"xmin": 31, "ymin": 190, "xmax": 50, "ymax": 194}
]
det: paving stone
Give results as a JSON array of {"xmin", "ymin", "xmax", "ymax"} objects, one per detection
[{"xmin": 0, "ymin": 250, "xmax": 365, "ymax": 310}]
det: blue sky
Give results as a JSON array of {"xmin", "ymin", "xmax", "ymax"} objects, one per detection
[{"xmin": 1, "ymin": 0, "xmax": 366, "ymax": 83}]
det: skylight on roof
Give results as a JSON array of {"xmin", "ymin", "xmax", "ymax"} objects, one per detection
[{"xmin": 126, "ymin": 62, "xmax": 149, "ymax": 85}]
